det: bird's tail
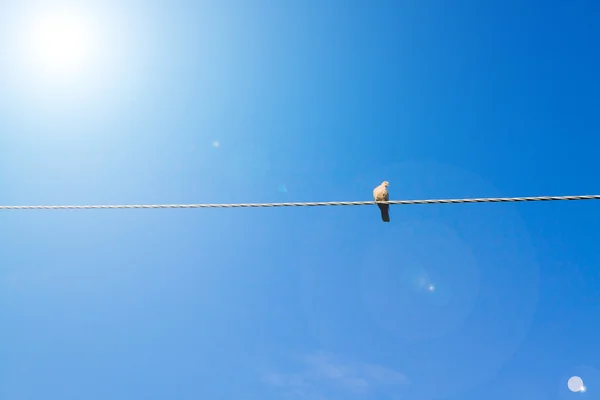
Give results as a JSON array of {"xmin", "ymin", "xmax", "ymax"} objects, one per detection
[{"xmin": 378, "ymin": 204, "xmax": 390, "ymax": 222}]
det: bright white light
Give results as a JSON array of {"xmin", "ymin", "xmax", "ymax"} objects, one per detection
[
  {"xmin": 427, "ymin": 284, "xmax": 436, "ymax": 292},
  {"xmin": 568, "ymin": 376, "xmax": 585, "ymax": 392},
  {"xmin": 212, "ymin": 141, "xmax": 221, "ymax": 148},
  {"xmin": 20, "ymin": 8, "xmax": 98, "ymax": 77},
  {"xmin": 1, "ymin": 4, "xmax": 153, "ymax": 119}
]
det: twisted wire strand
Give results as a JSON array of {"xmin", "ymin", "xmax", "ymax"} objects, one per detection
[{"xmin": 0, "ymin": 194, "xmax": 599, "ymax": 210}]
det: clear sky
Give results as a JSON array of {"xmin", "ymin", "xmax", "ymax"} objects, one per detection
[{"xmin": 1, "ymin": 1, "xmax": 599, "ymax": 399}]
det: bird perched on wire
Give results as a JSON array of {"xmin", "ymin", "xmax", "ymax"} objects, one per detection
[{"xmin": 373, "ymin": 181, "xmax": 390, "ymax": 222}]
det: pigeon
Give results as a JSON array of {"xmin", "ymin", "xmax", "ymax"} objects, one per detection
[{"xmin": 373, "ymin": 181, "xmax": 390, "ymax": 222}]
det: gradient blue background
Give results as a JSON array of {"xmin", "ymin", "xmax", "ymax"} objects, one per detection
[{"xmin": 1, "ymin": 1, "xmax": 599, "ymax": 399}]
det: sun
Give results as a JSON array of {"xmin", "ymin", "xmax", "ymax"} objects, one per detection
[
  {"xmin": 3, "ymin": 4, "xmax": 146, "ymax": 114},
  {"xmin": 20, "ymin": 8, "xmax": 98, "ymax": 77}
]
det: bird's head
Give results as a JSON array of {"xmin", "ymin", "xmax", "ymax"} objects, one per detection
[{"xmin": 382, "ymin": 181, "xmax": 389, "ymax": 187}]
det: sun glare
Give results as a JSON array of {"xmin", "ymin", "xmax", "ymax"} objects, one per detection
[
  {"xmin": 20, "ymin": 8, "xmax": 98, "ymax": 77},
  {"xmin": 2, "ymin": 4, "xmax": 151, "ymax": 117}
]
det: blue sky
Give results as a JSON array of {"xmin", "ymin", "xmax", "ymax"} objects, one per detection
[{"xmin": 1, "ymin": 1, "xmax": 599, "ymax": 399}]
